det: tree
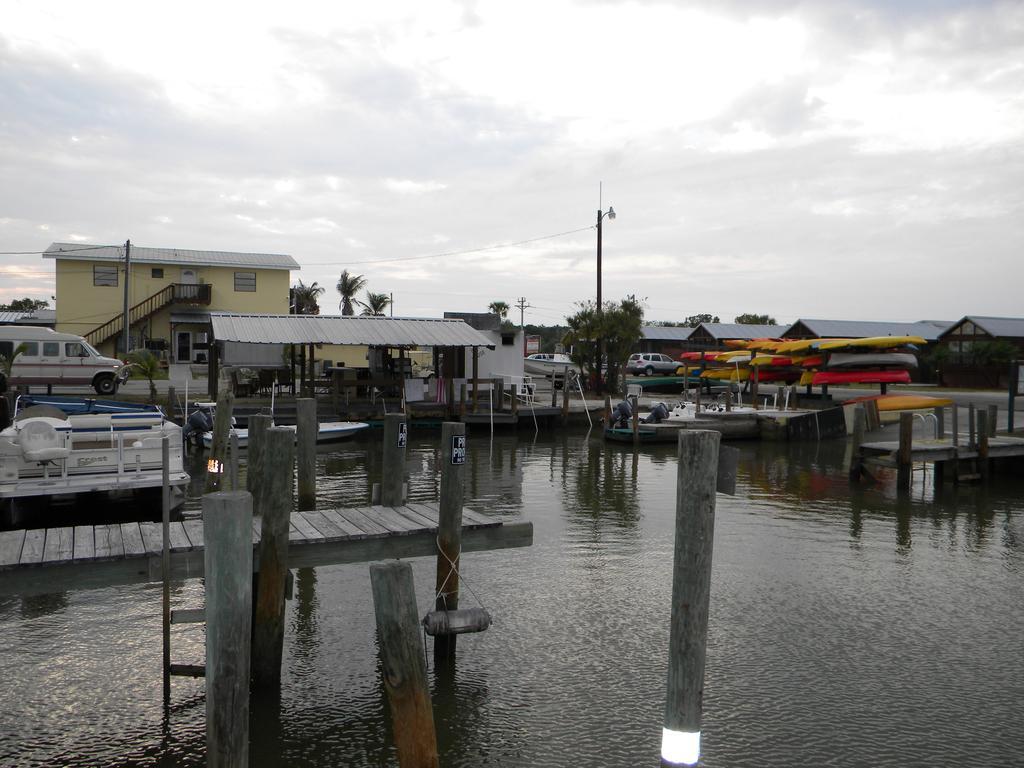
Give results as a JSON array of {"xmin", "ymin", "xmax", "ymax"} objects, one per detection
[
  {"xmin": 359, "ymin": 291, "xmax": 391, "ymax": 316},
  {"xmin": 0, "ymin": 298, "xmax": 48, "ymax": 312},
  {"xmin": 291, "ymin": 280, "xmax": 325, "ymax": 315},
  {"xmin": 734, "ymin": 313, "xmax": 777, "ymax": 325},
  {"xmin": 683, "ymin": 313, "xmax": 720, "ymax": 326},
  {"xmin": 0, "ymin": 342, "xmax": 28, "ymax": 395},
  {"xmin": 563, "ymin": 296, "xmax": 644, "ymax": 394},
  {"xmin": 125, "ymin": 349, "xmax": 161, "ymax": 403},
  {"xmin": 336, "ymin": 270, "xmax": 367, "ymax": 315},
  {"xmin": 488, "ymin": 301, "xmax": 510, "ymax": 320}
]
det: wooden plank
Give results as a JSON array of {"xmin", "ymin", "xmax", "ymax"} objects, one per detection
[
  {"xmin": 170, "ymin": 663, "xmax": 206, "ymax": 678},
  {"xmin": 94, "ymin": 524, "xmax": 125, "ymax": 560},
  {"xmin": 298, "ymin": 510, "xmax": 348, "ymax": 540},
  {"xmin": 288, "ymin": 521, "xmax": 305, "ymax": 542},
  {"xmin": 72, "ymin": 526, "xmax": 95, "ymax": 561},
  {"xmin": 405, "ymin": 502, "xmax": 439, "ymax": 524},
  {"xmin": 394, "ymin": 505, "xmax": 438, "ymax": 531},
  {"xmin": 42, "ymin": 527, "xmax": 74, "ymax": 564},
  {"xmin": 168, "ymin": 522, "xmax": 192, "ymax": 552},
  {"xmin": 336, "ymin": 507, "xmax": 390, "ymax": 536},
  {"xmin": 20, "ymin": 529, "xmax": 45, "ymax": 564},
  {"xmin": 364, "ymin": 505, "xmax": 420, "ymax": 532},
  {"xmin": 139, "ymin": 522, "xmax": 163, "ymax": 555},
  {"xmin": 0, "ymin": 530, "xmax": 25, "ymax": 567},
  {"xmin": 319, "ymin": 509, "xmax": 370, "ymax": 538},
  {"xmin": 183, "ymin": 519, "xmax": 205, "ymax": 549},
  {"xmin": 120, "ymin": 523, "xmax": 145, "ymax": 557},
  {"xmin": 288, "ymin": 512, "xmax": 325, "ymax": 542}
]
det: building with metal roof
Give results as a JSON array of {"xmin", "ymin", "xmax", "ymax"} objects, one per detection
[
  {"xmin": 686, "ymin": 323, "xmax": 782, "ymax": 349},
  {"xmin": 936, "ymin": 316, "xmax": 1024, "ymax": 388},
  {"xmin": 782, "ymin": 318, "xmax": 948, "ymax": 341},
  {"xmin": 638, "ymin": 325, "xmax": 694, "ymax": 356},
  {"xmin": 0, "ymin": 309, "xmax": 56, "ymax": 327},
  {"xmin": 43, "ymin": 242, "xmax": 299, "ymax": 270}
]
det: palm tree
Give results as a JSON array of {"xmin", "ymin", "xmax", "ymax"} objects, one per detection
[
  {"xmin": 291, "ymin": 280, "xmax": 325, "ymax": 315},
  {"xmin": 359, "ymin": 291, "xmax": 391, "ymax": 316},
  {"xmin": 125, "ymin": 349, "xmax": 162, "ymax": 403},
  {"xmin": 488, "ymin": 300, "xmax": 510, "ymax": 320},
  {"xmin": 336, "ymin": 270, "xmax": 367, "ymax": 315}
]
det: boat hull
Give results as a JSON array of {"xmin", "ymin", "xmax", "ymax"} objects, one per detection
[{"xmin": 201, "ymin": 421, "xmax": 369, "ymax": 449}]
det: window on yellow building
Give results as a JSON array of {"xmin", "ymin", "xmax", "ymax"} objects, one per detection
[
  {"xmin": 234, "ymin": 272, "xmax": 256, "ymax": 292},
  {"xmin": 152, "ymin": 268, "xmax": 164, "ymax": 278},
  {"xmin": 94, "ymin": 265, "xmax": 118, "ymax": 286}
]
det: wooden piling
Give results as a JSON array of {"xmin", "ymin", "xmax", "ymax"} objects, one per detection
[
  {"xmin": 561, "ymin": 378, "xmax": 571, "ymax": 424},
  {"xmin": 204, "ymin": 491, "xmax": 254, "ymax": 768},
  {"xmin": 978, "ymin": 410, "xmax": 990, "ymax": 482},
  {"xmin": 369, "ymin": 562, "xmax": 439, "ymax": 768},
  {"xmin": 203, "ymin": 392, "xmax": 234, "ymax": 494},
  {"xmin": 951, "ymin": 403, "xmax": 959, "ymax": 447},
  {"xmin": 296, "ymin": 398, "xmax": 317, "ymax": 511},
  {"xmin": 160, "ymin": 437, "xmax": 171, "ymax": 705},
  {"xmin": 166, "ymin": 386, "xmax": 176, "ymax": 423},
  {"xmin": 934, "ymin": 406, "xmax": 944, "ymax": 439},
  {"xmin": 987, "ymin": 404, "xmax": 998, "ymax": 437},
  {"xmin": 604, "ymin": 394, "xmax": 611, "ymax": 423},
  {"xmin": 631, "ymin": 394, "xmax": 640, "ymax": 445},
  {"xmin": 750, "ymin": 366, "xmax": 759, "ymax": 410},
  {"xmin": 227, "ymin": 431, "xmax": 239, "ymax": 491},
  {"xmin": 252, "ymin": 427, "xmax": 294, "ymax": 688},
  {"xmin": 662, "ymin": 429, "xmax": 720, "ymax": 767},
  {"xmin": 435, "ymin": 422, "xmax": 466, "ymax": 662},
  {"xmin": 459, "ymin": 383, "xmax": 467, "ymax": 420},
  {"xmin": 724, "ymin": 388, "xmax": 732, "ymax": 412},
  {"xmin": 495, "ymin": 379, "xmax": 505, "ymax": 412},
  {"xmin": 849, "ymin": 405, "xmax": 865, "ymax": 482},
  {"xmin": 382, "ymin": 413, "xmax": 407, "ymax": 507},
  {"xmin": 510, "ymin": 386, "xmax": 519, "ymax": 419},
  {"xmin": 247, "ymin": 414, "xmax": 273, "ymax": 510},
  {"xmin": 897, "ymin": 412, "xmax": 913, "ymax": 492},
  {"xmin": 968, "ymin": 404, "xmax": 976, "ymax": 448}
]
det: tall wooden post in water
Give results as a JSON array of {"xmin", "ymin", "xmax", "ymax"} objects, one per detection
[
  {"xmin": 434, "ymin": 422, "xmax": 467, "ymax": 662},
  {"xmin": 897, "ymin": 412, "xmax": 913, "ymax": 493},
  {"xmin": 204, "ymin": 491, "xmax": 253, "ymax": 768},
  {"xmin": 203, "ymin": 392, "xmax": 234, "ymax": 494},
  {"xmin": 370, "ymin": 561, "xmax": 439, "ymax": 768},
  {"xmin": 382, "ymin": 413, "xmax": 407, "ymax": 506},
  {"xmin": 247, "ymin": 414, "xmax": 273, "ymax": 511},
  {"xmin": 663, "ymin": 430, "xmax": 720, "ymax": 767},
  {"xmin": 252, "ymin": 427, "xmax": 294, "ymax": 688},
  {"xmin": 296, "ymin": 398, "xmax": 317, "ymax": 510}
]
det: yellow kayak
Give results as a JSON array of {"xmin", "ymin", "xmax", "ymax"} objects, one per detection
[
  {"xmin": 848, "ymin": 394, "xmax": 954, "ymax": 412},
  {"xmin": 816, "ymin": 335, "xmax": 928, "ymax": 351}
]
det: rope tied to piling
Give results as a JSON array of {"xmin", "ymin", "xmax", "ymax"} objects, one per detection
[{"xmin": 432, "ymin": 535, "xmax": 487, "ymax": 612}]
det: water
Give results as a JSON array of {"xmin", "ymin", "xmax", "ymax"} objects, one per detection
[{"xmin": 1, "ymin": 430, "xmax": 1022, "ymax": 767}]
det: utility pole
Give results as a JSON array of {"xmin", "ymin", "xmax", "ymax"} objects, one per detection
[
  {"xmin": 122, "ymin": 239, "xmax": 131, "ymax": 356},
  {"xmin": 515, "ymin": 296, "xmax": 530, "ymax": 356},
  {"xmin": 390, "ymin": 292, "xmax": 394, "ymax": 318}
]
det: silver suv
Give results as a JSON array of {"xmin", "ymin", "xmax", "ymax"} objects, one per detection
[{"xmin": 626, "ymin": 353, "xmax": 680, "ymax": 376}]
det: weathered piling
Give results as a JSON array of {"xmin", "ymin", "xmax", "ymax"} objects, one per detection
[
  {"xmin": 381, "ymin": 413, "xmax": 407, "ymax": 506},
  {"xmin": 166, "ymin": 386, "xmax": 176, "ymax": 423},
  {"xmin": 561, "ymin": 380, "xmax": 571, "ymax": 424},
  {"xmin": 662, "ymin": 430, "xmax": 720, "ymax": 767},
  {"xmin": 434, "ymin": 422, "xmax": 466, "ymax": 662},
  {"xmin": 968, "ymin": 404, "xmax": 976, "ymax": 448},
  {"xmin": 459, "ymin": 383, "xmax": 467, "ymax": 420},
  {"xmin": 204, "ymin": 491, "xmax": 254, "ymax": 768},
  {"xmin": 724, "ymin": 388, "xmax": 732, "ymax": 412},
  {"xmin": 631, "ymin": 394, "xmax": 640, "ymax": 445},
  {"xmin": 604, "ymin": 394, "xmax": 611, "ymax": 423},
  {"xmin": 935, "ymin": 406, "xmax": 945, "ymax": 439},
  {"xmin": 750, "ymin": 366, "xmax": 759, "ymax": 410},
  {"xmin": 510, "ymin": 386, "xmax": 519, "ymax": 419},
  {"xmin": 296, "ymin": 398, "xmax": 317, "ymax": 511},
  {"xmin": 203, "ymin": 393, "xmax": 234, "ymax": 493},
  {"xmin": 160, "ymin": 437, "xmax": 171, "ymax": 705},
  {"xmin": 247, "ymin": 414, "xmax": 273, "ymax": 509},
  {"xmin": 495, "ymin": 380, "xmax": 505, "ymax": 411},
  {"xmin": 978, "ymin": 410, "xmax": 990, "ymax": 482},
  {"xmin": 849, "ymin": 405, "xmax": 866, "ymax": 481},
  {"xmin": 987, "ymin": 404, "xmax": 998, "ymax": 437},
  {"xmin": 369, "ymin": 562, "xmax": 439, "ymax": 768},
  {"xmin": 951, "ymin": 403, "xmax": 960, "ymax": 447},
  {"xmin": 227, "ymin": 431, "xmax": 240, "ymax": 491},
  {"xmin": 897, "ymin": 412, "xmax": 913, "ymax": 492},
  {"xmin": 252, "ymin": 427, "xmax": 294, "ymax": 689}
]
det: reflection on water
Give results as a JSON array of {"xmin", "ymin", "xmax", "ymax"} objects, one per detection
[{"xmin": 1, "ymin": 430, "xmax": 1022, "ymax": 767}]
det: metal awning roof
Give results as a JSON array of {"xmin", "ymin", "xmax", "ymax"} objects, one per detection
[
  {"xmin": 787, "ymin": 318, "xmax": 946, "ymax": 341},
  {"xmin": 43, "ymin": 242, "xmax": 299, "ymax": 270},
  {"xmin": 209, "ymin": 313, "xmax": 496, "ymax": 348},
  {"xmin": 641, "ymin": 325, "xmax": 694, "ymax": 341}
]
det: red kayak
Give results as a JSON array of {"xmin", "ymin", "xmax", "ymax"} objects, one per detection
[{"xmin": 812, "ymin": 370, "xmax": 912, "ymax": 386}]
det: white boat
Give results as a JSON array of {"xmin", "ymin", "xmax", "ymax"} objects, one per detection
[
  {"xmin": 0, "ymin": 403, "xmax": 190, "ymax": 514},
  {"xmin": 200, "ymin": 420, "xmax": 369, "ymax": 449},
  {"xmin": 826, "ymin": 352, "xmax": 918, "ymax": 369},
  {"xmin": 523, "ymin": 353, "xmax": 574, "ymax": 378}
]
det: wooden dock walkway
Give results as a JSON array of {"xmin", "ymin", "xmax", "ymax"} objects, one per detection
[
  {"xmin": 0, "ymin": 502, "xmax": 533, "ymax": 596},
  {"xmin": 859, "ymin": 434, "xmax": 1024, "ymax": 464}
]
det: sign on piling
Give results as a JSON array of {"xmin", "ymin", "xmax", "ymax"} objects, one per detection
[
  {"xmin": 370, "ymin": 562, "xmax": 439, "ymax": 768},
  {"xmin": 252, "ymin": 427, "xmax": 294, "ymax": 688},
  {"xmin": 204, "ymin": 491, "xmax": 253, "ymax": 768},
  {"xmin": 382, "ymin": 413, "xmax": 407, "ymax": 506},
  {"xmin": 663, "ymin": 429, "xmax": 720, "ymax": 767}
]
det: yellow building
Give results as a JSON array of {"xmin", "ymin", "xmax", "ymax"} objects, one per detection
[{"xmin": 44, "ymin": 242, "xmax": 299, "ymax": 362}]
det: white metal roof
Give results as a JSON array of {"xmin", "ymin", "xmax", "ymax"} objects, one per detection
[
  {"xmin": 43, "ymin": 242, "xmax": 299, "ymax": 271},
  {"xmin": 209, "ymin": 313, "xmax": 496, "ymax": 348},
  {"xmin": 942, "ymin": 316, "xmax": 1024, "ymax": 339},
  {"xmin": 786, "ymin": 318, "xmax": 946, "ymax": 341},
  {"xmin": 641, "ymin": 325, "xmax": 694, "ymax": 341},
  {"xmin": 0, "ymin": 309, "xmax": 55, "ymax": 324}
]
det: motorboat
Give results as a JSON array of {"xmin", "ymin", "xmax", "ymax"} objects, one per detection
[
  {"xmin": 188, "ymin": 402, "xmax": 369, "ymax": 449},
  {"xmin": 523, "ymin": 353, "xmax": 574, "ymax": 378},
  {"xmin": 0, "ymin": 398, "xmax": 189, "ymax": 516}
]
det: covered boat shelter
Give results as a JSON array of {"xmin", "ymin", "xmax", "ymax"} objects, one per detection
[{"xmin": 206, "ymin": 312, "xmax": 496, "ymax": 403}]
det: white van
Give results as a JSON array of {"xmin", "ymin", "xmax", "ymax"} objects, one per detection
[{"xmin": 0, "ymin": 326, "xmax": 129, "ymax": 394}]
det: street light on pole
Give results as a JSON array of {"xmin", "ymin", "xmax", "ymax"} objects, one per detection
[{"xmin": 595, "ymin": 205, "xmax": 615, "ymax": 393}]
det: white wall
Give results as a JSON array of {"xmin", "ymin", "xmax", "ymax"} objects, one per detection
[{"xmin": 464, "ymin": 330, "xmax": 524, "ymax": 381}]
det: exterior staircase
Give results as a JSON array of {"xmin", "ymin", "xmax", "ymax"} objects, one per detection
[{"xmin": 86, "ymin": 283, "xmax": 211, "ymax": 349}]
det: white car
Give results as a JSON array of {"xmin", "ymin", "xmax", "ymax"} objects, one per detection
[{"xmin": 626, "ymin": 353, "xmax": 680, "ymax": 376}]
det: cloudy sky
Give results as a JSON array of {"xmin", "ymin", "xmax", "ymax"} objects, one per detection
[{"xmin": 1, "ymin": 1, "xmax": 1022, "ymax": 326}]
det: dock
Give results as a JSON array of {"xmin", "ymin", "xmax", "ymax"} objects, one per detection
[
  {"xmin": 858, "ymin": 435, "xmax": 1024, "ymax": 465},
  {"xmin": 0, "ymin": 502, "xmax": 533, "ymax": 597}
]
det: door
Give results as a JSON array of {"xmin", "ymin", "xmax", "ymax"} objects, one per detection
[
  {"xmin": 61, "ymin": 340, "xmax": 90, "ymax": 384},
  {"xmin": 177, "ymin": 332, "xmax": 192, "ymax": 363},
  {"xmin": 180, "ymin": 269, "xmax": 198, "ymax": 284}
]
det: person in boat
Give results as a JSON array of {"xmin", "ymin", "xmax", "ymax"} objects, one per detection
[
  {"xmin": 643, "ymin": 402, "xmax": 670, "ymax": 424},
  {"xmin": 182, "ymin": 406, "xmax": 214, "ymax": 446},
  {"xmin": 610, "ymin": 399, "xmax": 632, "ymax": 428}
]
